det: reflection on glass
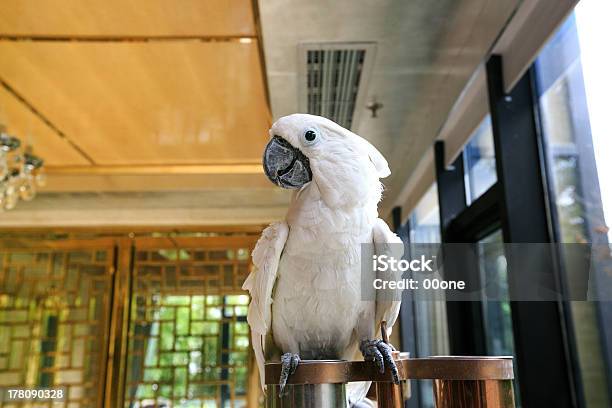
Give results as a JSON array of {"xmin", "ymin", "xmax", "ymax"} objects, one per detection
[
  {"xmin": 410, "ymin": 185, "xmax": 442, "ymax": 245},
  {"xmin": 127, "ymin": 247, "xmax": 252, "ymax": 408},
  {"xmin": 535, "ymin": 3, "xmax": 611, "ymax": 405},
  {"xmin": 478, "ymin": 230, "xmax": 514, "ymax": 357},
  {"xmin": 464, "ymin": 115, "xmax": 497, "ymax": 204},
  {"xmin": 127, "ymin": 295, "xmax": 250, "ymax": 408},
  {"xmin": 408, "ymin": 184, "xmax": 449, "ymax": 408},
  {"xmin": 0, "ymin": 249, "xmax": 113, "ymax": 407}
]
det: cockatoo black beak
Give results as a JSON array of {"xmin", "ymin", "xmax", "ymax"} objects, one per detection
[{"xmin": 263, "ymin": 136, "xmax": 312, "ymax": 189}]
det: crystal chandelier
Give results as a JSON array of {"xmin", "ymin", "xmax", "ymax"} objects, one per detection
[{"xmin": 0, "ymin": 130, "xmax": 45, "ymax": 211}]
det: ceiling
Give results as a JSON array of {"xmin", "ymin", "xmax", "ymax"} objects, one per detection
[
  {"xmin": 261, "ymin": 0, "xmax": 520, "ymax": 216},
  {"xmin": 0, "ymin": 0, "xmax": 255, "ymax": 37},
  {"xmin": 0, "ymin": 0, "xmax": 522, "ymax": 226},
  {"xmin": 0, "ymin": 0, "xmax": 270, "ymax": 181}
]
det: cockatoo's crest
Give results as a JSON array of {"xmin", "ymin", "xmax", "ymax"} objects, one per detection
[{"xmin": 315, "ymin": 117, "xmax": 391, "ymax": 179}]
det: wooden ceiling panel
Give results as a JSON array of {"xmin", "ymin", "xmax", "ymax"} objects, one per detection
[
  {"xmin": 0, "ymin": 86, "xmax": 90, "ymax": 165},
  {"xmin": 0, "ymin": 0, "xmax": 255, "ymax": 37},
  {"xmin": 0, "ymin": 41, "xmax": 271, "ymax": 165}
]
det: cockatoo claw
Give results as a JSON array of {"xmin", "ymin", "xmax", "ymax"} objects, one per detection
[
  {"xmin": 359, "ymin": 339, "xmax": 400, "ymax": 384},
  {"xmin": 278, "ymin": 352, "xmax": 300, "ymax": 397}
]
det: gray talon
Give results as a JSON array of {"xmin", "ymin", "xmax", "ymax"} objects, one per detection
[
  {"xmin": 279, "ymin": 352, "xmax": 300, "ymax": 397},
  {"xmin": 360, "ymin": 339, "xmax": 400, "ymax": 384}
]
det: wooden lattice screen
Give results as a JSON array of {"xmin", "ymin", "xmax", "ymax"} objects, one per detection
[{"xmin": 0, "ymin": 233, "xmax": 258, "ymax": 408}]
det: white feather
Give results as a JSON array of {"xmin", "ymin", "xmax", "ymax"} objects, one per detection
[
  {"xmin": 242, "ymin": 222, "xmax": 289, "ymax": 389},
  {"xmin": 245, "ymin": 114, "xmax": 404, "ymax": 405},
  {"xmin": 373, "ymin": 218, "xmax": 404, "ymax": 332}
]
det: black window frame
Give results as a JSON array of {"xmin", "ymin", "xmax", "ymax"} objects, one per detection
[
  {"xmin": 429, "ymin": 54, "xmax": 587, "ymax": 407},
  {"xmin": 395, "ymin": 43, "xmax": 612, "ymax": 406}
]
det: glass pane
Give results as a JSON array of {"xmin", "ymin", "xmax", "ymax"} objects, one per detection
[
  {"xmin": 407, "ymin": 184, "xmax": 449, "ymax": 408},
  {"xmin": 478, "ymin": 230, "xmax": 514, "ymax": 356},
  {"xmin": 464, "ymin": 115, "xmax": 497, "ymax": 204},
  {"xmin": 126, "ymin": 246, "xmax": 252, "ymax": 408},
  {"xmin": 0, "ymin": 248, "xmax": 114, "ymax": 407},
  {"xmin": 477, "ymin": 230, "xmax": 519, "ymax": 404},
  {"xmin": 535, "ymin": 2, "xmax": 611, "ymax": 405},
  {"xmin": 410, "ymin": 185, "xmax": 442, "ymax": 244}
]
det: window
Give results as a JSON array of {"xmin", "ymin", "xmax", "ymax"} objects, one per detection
[
  {"xmin": 464, "ymin": 115, "xmax": 497, "ymax": 204},
  {"xmin": 409, "ymin": 185, "xmax": 442, "ymax": 245},
  {"xmin": 535, "ymin": 2, "xmax": 612, "ymax": 405},
  {"xmin": 127, "ymin": 246, "xmax": 253, "ymax": 408},
  {"xmin": 478, "ymin": 229, "xmax": 514, "ymax": 357},
  {"xmin": 408, "ymin": 185, "xmax": 448, "ymax": 358},
  {"xmin": 405, "ymin": 184, "xmax": 449, "ymax": 408}
]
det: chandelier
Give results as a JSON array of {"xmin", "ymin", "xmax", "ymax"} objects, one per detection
[{"xmin": 0, "ymin": 130, "xmax": 45, "ymax": 211}]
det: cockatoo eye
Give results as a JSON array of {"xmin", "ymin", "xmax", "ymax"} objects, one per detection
[
  {"xmin": 301, "ymin": 128, "xmax": 320, "ymax": 146},
  {"xmin": 305, "ymin": 130, "xmax": 316, "ymax": 141}
]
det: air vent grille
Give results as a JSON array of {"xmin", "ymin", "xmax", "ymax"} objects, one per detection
[{"xmin": 299, "ymin": 43, "xmax": 375, "ymax": 130}]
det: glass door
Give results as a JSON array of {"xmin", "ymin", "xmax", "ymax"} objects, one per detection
[{"xmin": 123, "ymin": 236, "xmax": 257, "ymax": 408}]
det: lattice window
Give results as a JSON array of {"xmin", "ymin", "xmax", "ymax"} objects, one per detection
[
  {"xmin": 126, "ymin": 246, "xmax": 252, "ymax": 408},
  {"xmin": 0, "ymin": 248, "xmax": 114, "ymax": 408}
]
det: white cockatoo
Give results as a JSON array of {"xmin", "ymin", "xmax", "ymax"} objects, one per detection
[{"xmin": 242, "ymin": 114, "xmax": 403, "ymax": 405}]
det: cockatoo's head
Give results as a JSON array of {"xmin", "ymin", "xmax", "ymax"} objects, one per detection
[{"xmin": 263, "ymin": 113, "xmax": 391, "ymax": 207}]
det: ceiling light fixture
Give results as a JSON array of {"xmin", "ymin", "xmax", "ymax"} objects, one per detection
[{"xmin": 0, "ymin": 128, "xmax": 45, "ymax": 211}]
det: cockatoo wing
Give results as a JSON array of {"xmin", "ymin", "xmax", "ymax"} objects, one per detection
[
  {"xmin": 242, "ymin": 222, "xmax": 289, "ymax": 389},
  {"xmin": 373, "ymin": 218, "xmax": 404, "ymax": 335},
  {"xmin": 348, "ymin": 219, "xmax": 404, "ymax": 406}
]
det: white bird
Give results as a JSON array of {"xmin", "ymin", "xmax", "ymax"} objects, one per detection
[{"xmin": 242, "ymin": 114, "xmax": 403, "ymax": 406}]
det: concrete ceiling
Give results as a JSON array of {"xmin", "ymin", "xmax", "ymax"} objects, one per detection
[
  {"xmin": 0, "ymin": 0, "xmax": 522, "ymax": 226},
  {"xmin": 261, "ymin": 0, "xmax": 520, "ymax": 216}
]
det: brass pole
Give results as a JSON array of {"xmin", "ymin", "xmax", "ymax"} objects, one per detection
[
  {"xmin": 433, "ymin": 378, "xmax": 515, "ymax": 408},
  {"xmin": 265, "ymin": 383, "xmax": 347, "ymax": 408},
  {"xmin": 265, "ymin": 355, "xmax": 515, "ymax": 408}
]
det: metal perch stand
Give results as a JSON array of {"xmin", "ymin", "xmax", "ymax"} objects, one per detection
[{"xmin": 265, "ymin": 323, "xmax": 515, "ymax": 408}]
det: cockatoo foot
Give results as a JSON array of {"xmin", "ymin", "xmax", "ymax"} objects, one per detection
[
  {"xmin": 278, "ymin": 352, "xmax": 300, "ymax": 397},
  {"xmin": 359, "ymin": 339, "xmax": 400, "ymax": 384}
]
